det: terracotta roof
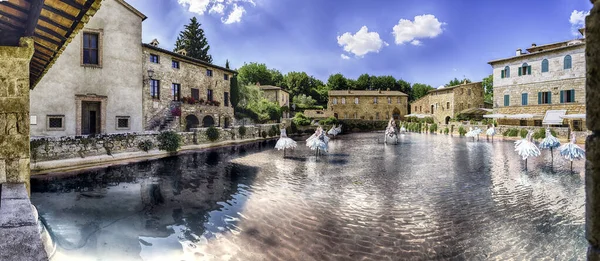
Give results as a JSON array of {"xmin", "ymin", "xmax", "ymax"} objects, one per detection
[
  {"xmin": 143, "ymin": 43, "xmax": 237, "ymax": 74},
  {"xmin": 488, "ymin": 39, "xmax": 585, "ymax": 65},
  {"xmin": 257, "ymin": 85, "xmax": 289, "ymax": 93},
  {"xmin": 428, "ymin": 81, "xmax": 482, "ymax": 93},
  {"xmin": 328, "ymin": 90, "xmax": 408, "ymax": 96},
  {"xmin": 0, "ymin": 0, "xmax": 106, "ymax": 89}
]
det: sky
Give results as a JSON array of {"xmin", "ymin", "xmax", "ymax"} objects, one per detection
[{"xmin": 126, "ymin": 0, "xmax": 593, "ymax": 88}]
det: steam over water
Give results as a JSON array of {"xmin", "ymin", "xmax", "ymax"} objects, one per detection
[{"xmin": 31, "ymin": 133, "xmax": 585, "ymax": 260}]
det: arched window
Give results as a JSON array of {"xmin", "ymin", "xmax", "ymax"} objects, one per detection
[
  {"xmin": 564, "ymin": 55, "xmax": 572, "ymax": 69},
  {"xmin": 519, "ymin": 63, "xmax": 531, "ymax": 76},
  {"xmin": 541, "ymin": 59, "xmax": 549, "ymax": 72},
  {"xmin": 333, "ymin": 98, "xmax": 337, "ymax": 104},
  {"xmin": 501, "ymin": 66, "xmax": 510, "ymax": 78}
]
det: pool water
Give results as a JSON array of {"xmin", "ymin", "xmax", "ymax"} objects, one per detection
[{"xmin": 31, "ymin": 132, "xmax": 586, "ymax": 261}]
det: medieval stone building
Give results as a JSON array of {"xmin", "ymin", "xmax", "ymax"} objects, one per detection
[
  {"xmin": 142, "ymin": 40, "xmax": 236, "ymax": 131},
  {"xmin": 488, "ymin": 29, "xmax": 586, "ymax": 129},
  {"xmin": 256, "ymin": 84, "xmax": 290, "ymax": 118},
  {"xmin": 327, "ymin": 90, "xmax": 408, "ymax": 121},
  {"xmin": 409, "ymin": 81, "xmax": 485, "ymax": 124}
]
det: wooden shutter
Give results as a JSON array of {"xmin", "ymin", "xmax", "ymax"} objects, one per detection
[
  {"xmin": 504, "ymin": 95, "xmax": 509, "ymax": 106},
  {"xmin": 560, "ymin": 90, "xmax": 564, "ymax": 103},
  {"xmin": 538, "ymin": 92, "xmax": 542, "ymax": 104},
  {"xmin": 518, "ymin": 67, "xmax": 522, "ymax": 76},
  {"xmin": 548, "ymin": 92, "xmax": 552, "ymax": 104},
  {"xmin": 501, "ymin": 70, "xmax": 505, "ymax": 78},
  {"xmin": 572, "ymin": 89, "xmax": 576, "ymax": 102},
  {"xmin": 527, "ymin": 66, "xmax": 531, "ymax": 75}
]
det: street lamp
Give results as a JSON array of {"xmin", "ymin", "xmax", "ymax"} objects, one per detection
[{"xmin": 147, "ymin": 69, "xmax": 154, "ymax": 80}]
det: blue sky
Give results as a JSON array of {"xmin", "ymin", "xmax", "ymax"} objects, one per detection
[{"xmin": 127, "ymin": 0, "xmax": 592, "ymax": 88}]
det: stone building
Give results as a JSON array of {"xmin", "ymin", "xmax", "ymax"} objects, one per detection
[
  {"xmin": 142, "ymin": 40, "xmax": 237, "ymax": 131},
  {"xmin": 304, "ymin": 109, "xmax": 334, "ymax": 120},
  {"xmin": 256, "ymin": 84, "xmax": 290, "ymax": 118},
  {"xmin": 488, "ymin": 30, "xmax": 586, "ymax": 129},
  {"xmin": 409, "ymin": 81, "xmax": 485, "ymax": 124},
  {"xmin": 327, "ymin": 90, "xmax": 408, "ymax": 121},
  {"xmin": 30, "ymin": 0, "xmax": 147, "ymax": 137}
]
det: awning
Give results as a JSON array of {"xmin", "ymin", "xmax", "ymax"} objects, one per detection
[
  {"xmin": 405, "ymin": 114, "xmax": 433, "ymax": 119},
  {"xmin": 507, "ymin": 114, "xmax": 543, "ymax": 119},
  {"xmin": 483, "ymin": 114, "xmax": 507, "ymax": 119},
  {"xmin": 560, "ymin": 114, "xmax": 586, "ymax": 119},
  {"xmin": 543, "ymin": 110, "xmax": 567, "ymax": 125},
  {"xmin": 457, "ymin": 108, "xmax": 492, "ymax": 116}
]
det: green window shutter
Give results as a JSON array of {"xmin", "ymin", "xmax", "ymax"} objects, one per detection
[
  {"xmin": 518, "ymin": 67, "xmax": 522, "ymax": 76},
  {"xmin": 548, "ymin": 92, "xmax": 552, "ymax": 104},
  {"xmin": 560, "ymin": 90, "xmax": 564, "ymax": 103},
  {"xmin": 527, "ymin": 66, "xmax": 531, "ymax": 75},
  {"xmin": 538, "ymin": 92, "xmax": 542, "ymax": 104},
  {"xmin": 572, "ymin": 89, "xmax": 576, "ymax": 102},
  {"xmin": 501, "ymin": 70, "xmax": 505, "ymax": 78},
  {"xmin": 504, "ymin": 95, "xmax": 509, "ymax": 106}
]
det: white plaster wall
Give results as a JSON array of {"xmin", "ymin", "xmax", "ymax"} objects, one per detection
[{"xmin": 30, "ymin": 0, "xmax": 144, "ymax": 136}]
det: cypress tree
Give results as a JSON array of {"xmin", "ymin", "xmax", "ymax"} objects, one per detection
[
  {"xmin": 225, "ymin": 59, "xmax": 230, "ymax": 69},
  {"xmin": 174, "ymin": 17, "xmax": 213, "ymax": 63}
]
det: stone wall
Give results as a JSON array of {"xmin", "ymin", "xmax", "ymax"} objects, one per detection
[
  {"xmin": 30, "ymin": 124, "xmax": 280, "ymax": 162},
  {"xmin": 411, "ymin": 95, "xmax": 430, "ymax": 114},
  {"xmin": 328, "ymin": 95, "xmax": 408, "ymax": 120}
]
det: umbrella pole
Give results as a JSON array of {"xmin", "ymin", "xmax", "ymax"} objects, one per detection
[
  {"xmin": 525, "ymin": 158, "xmax": 528, "ymax": 170},
  {"xmin": 571, "ymin": 161, "xmax": 573, "ymax": 173},
  {"xmin": 550, "ymin": 147, "xmax": 554, "ymax": 165},
  {"xmin": 284, "ymin": 148, "xmax": 286, "ymax": 158}
]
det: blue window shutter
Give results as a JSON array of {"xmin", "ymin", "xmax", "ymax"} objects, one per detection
[
  {"xmin": 548, "ymin": 92, "xmax": 552, "ymax": 104},
  {"xmin": 501, "ymin": 70, "xmax": 504, "ymax": 78},
  {"xmin": 527, "ymin": 66, "xmax": 531, "ymax": 75},
  {"xmin": 560, "ymin": 90, "xmax": 564, "ymax": 103},
  {"xmin": 538, "ymin": 92, "xmax": 541, "ymax": 104},
  {"xmin": 542, "ymin": 59, "xmax": 548, "ymax": 72},
  {"xmin": 518, "ymin": 67, "xmax": 522, "ymax": 76}
]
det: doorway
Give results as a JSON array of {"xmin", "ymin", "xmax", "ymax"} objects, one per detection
[
  {"xmin": 445, "ymin": 116, "xmax": 451, "ymax": 125},
  {"xmin": 82, "ymin": 101, "xmax": 101, "ymax": 135}
]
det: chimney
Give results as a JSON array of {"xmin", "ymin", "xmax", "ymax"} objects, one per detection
[
  {"xmin": 516, "ymin": 48, "xmax": 522, "ymax": 56},
  {"xmin": 149, "ymin": 39, "xmax": 160, "ymax": 47},
  {"xmin": 463, "ymin": 79, "xmax": 468, "ymax": 84},
  {"xmin": 531, "ymin": 43, "xmax": 537, "ymax": 47}
]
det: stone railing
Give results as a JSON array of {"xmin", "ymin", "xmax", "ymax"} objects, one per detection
[{"xmin": 30, "ymin": 124, "xmax": 281, "ymax": 163}]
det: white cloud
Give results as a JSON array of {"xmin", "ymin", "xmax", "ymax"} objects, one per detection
[
  {"xmin": 177, "ymin": 0, "xmax": 256, "ymax": 24},
  {"xmin": 337, "ymin": 26, "xmax": 388, "ymax": 57},
  {"xmin": 341, "ymin": 54, "xmax": 350, "ymax": 60},
  {"xmin": 410, "ymin": 40, "xmax": 421, "ymax": 46},
  {"xmin": 570, "ymin": 10, "xmax": 589, "ymax": 36},
  {"xmin": 392, "ymin": 14, "xmax": 445, "ymax": 45}
]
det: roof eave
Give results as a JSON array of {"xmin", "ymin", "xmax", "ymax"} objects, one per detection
[{"xmin": 142, "ymin": 43, "xmax": 237, "ymax": 73}]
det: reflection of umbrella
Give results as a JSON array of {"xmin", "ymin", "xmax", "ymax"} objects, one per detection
[
  {"xmin": 539, "ymin": 128, "xmax": 561, "ymax": 166},
  {"xmin": 559, "ymin": 133, "xmax": 585, "ymax": 172}
]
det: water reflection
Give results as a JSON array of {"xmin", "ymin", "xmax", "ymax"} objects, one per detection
[{"xmin": 31, "ymin": 134, "xmax": 585, "ymax": 260}]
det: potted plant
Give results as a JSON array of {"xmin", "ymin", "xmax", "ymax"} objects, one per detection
[{"xmin": 171, "ymin": 107, "xmax": 181, "ymax": 117}]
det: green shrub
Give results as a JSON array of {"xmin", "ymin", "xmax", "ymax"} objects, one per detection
[
  {"xmin": 425, "ymin": 117, "xmax": 434, "ymax": 124},
  {"xmin": 137, "ymin": 140, "xmax": 153, "ymax": 152},
  {"xmin": 292, "ymin": 112, "xmax": 311, "ymax": 126},
  {"xmin": 206, "ymin": 126, "xmax": 220, "ymax": 142},
  {"xmin": 443, "ymin": 127, "xmax": 449, "ymax": 135},
  {"xmin": 320, "ymin": 117, "xmax": 338, "ymax": 126},
  {"xmin": 429, "ymin": 123, "xmax": 438, "ymax": 133},
  {"xmin": 238, "ymin": 125, "xmax": 247, "ymax": 138},
  {"xmin": 519, "ymin": 128, "xmax": 528, "ymax": 138},
  {"xmin": 504, "ymin": 128, "xmax": 519, "ymax": 137},
  {"xmin": 458, "ymin": 126, "xmax": 466, "ymax": 136},
  {"xmin": 261, "ymin": 130, "xmax": 268, "ymax": 138},
  {"xmin": 157, "ymin": 131, "xmax": 181, "ymax": 152},
  {"xmin": 268, "ymin": 125, "xmax": 278, "ymax": 137},
  {"xmin": 532, "ymin": 128, "xmax": 558, "ymax": 140}
]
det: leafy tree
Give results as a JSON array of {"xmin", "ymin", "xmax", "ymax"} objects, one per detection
[
  {"xmin": 327, "ymin": 73, "xmax": 349, "ymax": 90},
  {"xmin": 372, "ymin": 75, "xmax": 396, "ymax": 90},
  {"xmin": 292, "ymin": 94, "xmax": 317, "ymax": 108},
  {"xmin": 397, "ymin": 79, "xmax": 413, "ymax": 101},
  {"xmin": 237, "ymin": 62, "xmax": 273, "ymax": 86},
  {"xmin": 269, "ymin": 69, "xmax": 287, "ymax": 89},
  {"xmin": 445, "ymin": 77, "xmax": 472, "ymax": 87},
  {"xmin": 292, "ymin": 112, "xmax": 311, "ymax": 126},
  {"xmin": 482, "ymin": 74, "xmax": 493, "ymax": 103},
  {"xmin": 309, "ymin": 84, "xmax": 330, "ymax": 106},
  {"xmin": 412, "ymin": 83, "xmax": 435, "ymax": 100},
  {"xmin": 356, "ymin": 73, "xmax": 371, "ymax": 90},
  {"xmin": 174, "ymin": 17, "xmax": 212, "ymax": 63},
  {"xmin": 285, "ymin": 71, "xmax": 310, "ymax": 97}
]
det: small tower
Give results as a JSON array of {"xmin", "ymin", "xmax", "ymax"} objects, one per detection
[
  {"xmin": 176, "ymin": 49, "xmax": 187, "ymax": 56},
  {"xmin": 149, "ymin": 39, "xmax": 159, "ymax": 47}
]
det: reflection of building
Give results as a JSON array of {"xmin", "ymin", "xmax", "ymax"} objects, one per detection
[
  {"xmin": 304, "ymin": 109, "xmax": 334, "ymax": 120},
  {"xmin": 30, "ymin": 0, "xmax": 147, "ymax": 136},
  {"xmin": 409, "ymin": 81, "xmax": 485, "ymax": 124},
  {"xmin": 327, "ymin": 90, "xmax": 408, "ymax": 120},
  {"xmin": 488, "ymin": 30, "xmax": 586, "ymax": 129},
  {"xmin": 142, "ymin": 40, "xmax": 237, "ymax": 131},
  {"xmin": 256, "ymin": 84, "xmax": 290, "ymax": 118}
]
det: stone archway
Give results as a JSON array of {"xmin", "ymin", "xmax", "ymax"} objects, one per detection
[
  {"xmin": 445, "ymin": 116, "xmax": 451, "ymax": 125},
  {"xmin": 392, "ymin": 108, "xmax": 400, "ymax": 120},
  {"xmin": 185, "ymin": 115, "xmax": 199, "ymax": 131},
  {"xmin": 202, "ymin": 115, "xmax": 215, "ymax": 127}
]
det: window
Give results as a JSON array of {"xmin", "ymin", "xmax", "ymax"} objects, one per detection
[
  {"xmin": 172, "ymin": 60, "xmax": 180, "ymax": 69},
  {"xmin": 541, "ymin": 59, "xmax": 549, "ymax": 72},
  {"xmin": 206, "ymin": 69, "xmax": 213, "ymax": 77},
  {"xmin": 468, "ymin": 89, "xmax": 472, "ymax": 96},
  {"xmin": 538, "ymin": 91, "xmax": 551, "ymax": 104},
  {"xmin": 116, "ymin": 116, "xmax": 130, "ymax": 130},
  {"xmin": 520, "ymin": 120, "xmax": 528, "ymax": 126},
  {"xmin": 354, "ymin": 98, "xmax": 359, "ymax": 104},
  {"xmin": 47, "ymin": 115, "xmax": 65, "ymax": 131},
  {"xmin": 564, "ymin": 55, "xmax": 572, "ymax": 69},
  {"xmin": 373, "ymin": 97, "xmax": 378, "ymax": 104},
  {"xmin": 224, "ymin": 92, "xmax": 229, "ymax": 107},
  {"xmin": 150, "ymin": 54, "xmax": 159, "ymax": 63},
  {"xmin": 504, "ymin": 95, "xmax": 510, "ymax": 106},
  {"xmin": 534, "ymin": 120, "xmax": 542, "ymax": 127},
  {"xmin": 172, "ymin": 83, "xmax": 181, "ymax": 101},
  {"xmin": 414, "ymin": 106, "xmax": 417, "ymax": 112},
  {"xmin": 521, "ymin": 93, "xmax": 528, "ymax": 105},
  {"xmin": 375, "ymin": 112, "xmax": 380, "ymax": 120},
  {"xmin": 501, "ymin": 66, "xmax": 510, "ymax": 78},
  {"xmin": 446, "ymin": 102, "xmax": 450, "ymax": 109},
  {"xmin": 224, "ymin": 74, "xmax": 229, "ymax": 80},
  {"xmin": 344, "ymin": 112, "xmax": 348, "ymax": 119},
  {"xmin": 388, "ymin": 97, "xmax": 392, "ymax": 104},
  {"xmin": 207, "ymin": 89, "xmax": 213, "ymax": 101},
  {"xmin": 468, "ymin": 104, "xmax": 472, "ymax": 109},
  {"xmin": 342, "ymin": 98, "xmax": 346, "ymax": 104},
  {"xmin": 397, "ymin": 97, "xmax": 401, "ymax": 104},
  {"xmin": 354, "ymin": 112, "xmax": 358, "ymax": 119},
  {"xmin": 82, "ymin": 33, "xmax": 99, "ymax": 65},
  {"xmin": 519, "ymin": 63, "xmax": 531, "ymax": 76},
  {"xmin": 560, "ymin": 89, "xmax": 576, "ymax": 103},
  {"xmin": 150, "ymin": 80, "xmax": 160, "ymax": 99},
  {"xmin": 333, "ymin": 98, "xmax": 338, "ymax": 105},
  {"xmin": 191, "ymin": 88, "xmax": 200, "ymax": 101},
  {"xmin": 419, "ymin": 106, "xmax": 422, "ymax": 112},
  {"xmin": 573, "ymin": 120, "xmax": 583, "ymax": 131}
]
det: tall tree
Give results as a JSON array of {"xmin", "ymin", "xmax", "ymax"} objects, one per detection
[
  {"xmin": 482, "ymin": 74, "xmax": 493, "ymax": 103},
  {"xmin": 412, "ymin": 83, "xmax": 435, "ymax": 100},
  {"xmin": 356, "ymin": 73, "xmax": 371, "ymax": 90},
  {"xmin": 174, "ymin": 17, "xmax": 213, "ymax": 63},
  {"xmin": 285, "ymin": 71, "xmax": 310, "ymax": 97},
  {"xmin": 237, "ymin": 62, "xmax": 273, "ymax": 86},
  {"xmin": 445, "ymin": 77, "xmax": 472, "ymax": 87},
  {"xmin": 230, "ymin": 74, "xmax": 240, "ymax": 108},
  {"xmin": 396, "ymin": 79, "xmax": 413, "ymax": 101},
  {"xmin": 269, "ymin": 69, "xmax": 286, "ymax": 89},
  {"xmin": 327, "ymin": 73, "xmax": 349, "ymax": 90},
  {"xmin": 372, "ymin": 75, "xmax": 397, "ymax": 91},
  {"xmin": 225, "ymin": 59, "xmax": 230, "ymax": 69}
]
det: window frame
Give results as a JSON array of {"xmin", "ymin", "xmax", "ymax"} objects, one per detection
[
  {"xmin": 224, "ymin": 92, "xmax": 229, "ymax": 107},
  {"xmin": 150, "ymin": 80, "xmax": 160, "ymax": 99},
  {"xmin": 504, "ymin": 94, "xmax": 510, "ymax": 107},
  {"xmin": 149, "ymin": 54, "xmax": 160, "ymax": 64},
  {"xmin": 116, "ymin": 116, "xmax": 131, "ymax": 130},
  {"xmin": 207, "ymin": 89, "xmax": 214, "ymax": 101},
  {"xmin": 224, "ymin": 74, "xmax": 229, "ymax": 80},
  {"xmin": 564, "ymin": 55, "xmax": 572, "ymax": 69},
  {"xmin": 373, "ymin": 97, "xmax": 378, "ymax": 104},
  {"xmin": 46, "ymin": 115, "xmax": 65, "ymax": 131},
  {"xmin": 172, "ymin": 83, "xmax": 181, "ymax": 101},
  {"xmin": 521, "ymin": 93, "xmax": 528, "ymax": 106},
  {"xmin": 81, "ymin": 29, "xmax": 103, "ymax": 67},
  {"xmin": 354, "ymin": 97, "xmax": 359, "ymax": 104},
  {"xmin": 172, "ymin": 60, "xmax": 180, "ymax": 69},
  {"xmin": 206, "ymin": 69, "xmax": 213, "ymax": 77},
  {"xmin": 539, "ymin": 91, "xmax": 552, "ymax": 104},
  {"xmin": 191, "ymin": 88, "xmax": 200, "ymax": 101},
  {"xmin": 333, "ymin": 98, "xmax": 338, "ymax": 105},
  {"xmin": 541, "ymin": 59, "xmax": 549, "ymax": 73}
]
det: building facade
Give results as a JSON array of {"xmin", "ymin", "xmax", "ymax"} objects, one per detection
[
  {"xmin": 142, "ymin": 41, "xmax": 236, "ymax": 131},
  {"xmin": 488, "ymin": 32, "xmax": 586, "ymax": 128},
  {"xmin": 409, "ymin": 81, "xmax": 485, "ymax": 124},
  {"xmin": 29, "ymin": 0, "xmax": 146, "ymax": 137},
  {"xmin": 327, "ymin": 90, "xmax": 408, "ymax": 121},
  {"xmin": 257, "ymin": 85, "xmax": 290, "ymax": 118}
]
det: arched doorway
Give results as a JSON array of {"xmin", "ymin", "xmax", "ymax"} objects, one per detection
[
  {"xmin": 392, "ymin": 108, "xmax": 400, "ymax": 120},
  {"xmin": 202, "ymin": 115, "xmax": 215, "ymax": 127},
  {"xmin": 334, "ymin": 113, "xmax": 338, "ymax": 119},
  {"xmin": 223, "ymin": 117, "xmax": 230, "ymax": 128},
  {"xmin": 185, "ymin": 115, "xmax": 199, "ymax": 131},
  {"xmin": 445, "ymin": 116, "xmax": 451, "ymax": 125}
]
